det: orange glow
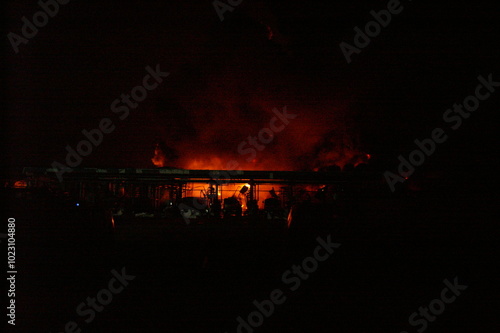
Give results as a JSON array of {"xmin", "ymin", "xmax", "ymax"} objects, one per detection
[
  {"xmin": 182, "ymin": 182, "xmax": 285, "ymax": 210},
  {"xmin": 13, "ymin": 180, "xmax": 28, "ymax": 189},
  {"xmin": 151, "ymin": 142, "xmax": 168, "ymax": 167},
  {"xmin": 184, "ymin": 157, "xmax": 227, "ymax": 170},
  {"xmin": 150, "ymin": 102, "xmax": 368, "ymax": 171},
  {"xmin": 153, "ymin": 151, "xmax": 368, "ymax": 172}
]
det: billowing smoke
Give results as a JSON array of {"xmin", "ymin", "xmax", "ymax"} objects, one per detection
[
  {"xmin": 151, "ymin": 137, "xmax": 178, "ymax": 167},
  {"xmin": 149, "ymin": 8, "xmax": 366, "ymax": 171},
  {"xmin": 150, "ymin": 92, "xmax": 366, "ymax": 171}
]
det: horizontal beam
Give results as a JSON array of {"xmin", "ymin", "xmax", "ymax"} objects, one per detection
[{"xmin": 22, "ymin": 167, "xmax": 348, "ymax": 184}]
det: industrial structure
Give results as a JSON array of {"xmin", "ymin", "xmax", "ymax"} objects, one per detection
[{"xmin": 19, "ymin": 167, "xmax": 353, "ymax": 219}]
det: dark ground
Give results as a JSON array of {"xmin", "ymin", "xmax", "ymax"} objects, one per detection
[{"xmin": 3, "ymin": 171, "xmax": 498, "ymax": 333}]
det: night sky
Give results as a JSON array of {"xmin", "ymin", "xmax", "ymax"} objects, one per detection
[{"xmin": 4, "ymin": 0, "xmax": 499, "ymax": 174}]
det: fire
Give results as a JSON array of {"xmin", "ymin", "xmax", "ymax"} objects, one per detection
[
  {"xmin": 181, "ymin": 182, "xmax": 292, "ymax": 211},
  {"xmin": 149, "ymin": 102, "xmax": 368, "ymax": 171},
  {"xmin": 184, "ymin": 157, "xmax": 227, "ymax": 170},
  {"xmin": 151, "ymin": 149, "xmax": 368, "ymax": 171},
  {"xmin": 151, "ymin": 142, "xmax": 167, "ymax": 167},
  {"xmin": 13, "ymin": 180, "xmax": 28, "ymax": 189}
]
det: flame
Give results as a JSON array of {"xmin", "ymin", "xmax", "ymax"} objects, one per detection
[
  {"xmin": 152, "ymin": 149, "xmax": 367, "ymax": 171},
  {"xmin": 13, "ymin": 180, "xmax": 28, "ymax": 189},
  {"xmin": 184, "ymin": 157, "xmax": 227, "ymax": 170},
  {"xmin": 151, "ymin": 143, "xmax": 167, "ymax": 167},
  {"xmin": 149, "ymin": 102, "xmax": 367, "ymax": 171}
]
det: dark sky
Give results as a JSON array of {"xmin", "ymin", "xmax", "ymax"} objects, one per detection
[{"xmin": 3, "ymin": 0, "xmax": 499, "ymax": 174}]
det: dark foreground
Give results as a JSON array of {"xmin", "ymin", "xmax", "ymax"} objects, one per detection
[{"xmin": 3, "ymin": 179, "xmax": 498, "ymax": 333}]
